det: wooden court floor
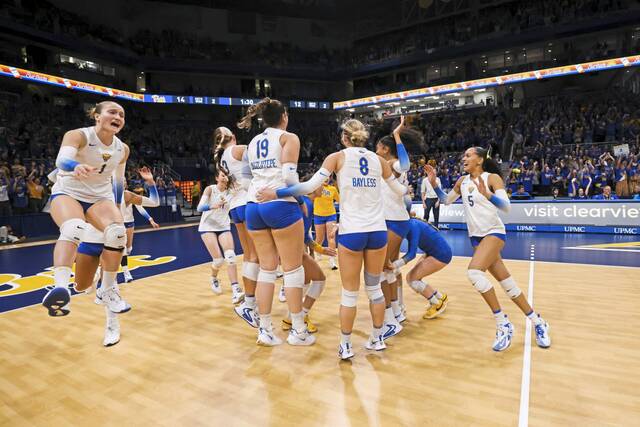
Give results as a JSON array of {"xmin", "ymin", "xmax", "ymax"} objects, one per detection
[{"xmin": 0, "ymin": 256, "xmax": 638, "ymax": 426}]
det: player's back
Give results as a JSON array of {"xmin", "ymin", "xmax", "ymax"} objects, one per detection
[{"xmin": 247, "ymin": 127, "xmax": 293, "ymax": 203}]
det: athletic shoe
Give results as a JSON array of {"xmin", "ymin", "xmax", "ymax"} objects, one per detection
[
  {"xmin": 234, "ymin": 303, "xmax": 259, "ymax": 328},
  {"xmin": 338, "ymin": 341, "xmax": 355, "ymax": 360},
  {"xmin": 329, "ymin": 257, "xmax": 338, "ymax": 270},
  {"xmin": 211, "ymin": 278, "xmax": 222, "ymax": 294},
  {"xmin": 492, "ymin": 322, "xmax": 514, "ymax": 352},
  {"xmin": 99, "ymin": 286, "xmax": 131, "ymax": 314},
  {"xmin": 103, "ymin": 308, "xmax": 120, "ymax": 347},
  {"xmin": 278, "ymin": 285, "xmax": 286, "ymax": 302},
  {"xmin": 281, "ymin": 315, "xmax": 318, "ymax": 333},
  {"xmin": 382, "ymin": 318, "xmax": 403, "ymax": 339},
  {"xmin": 534, "ymin": 319, "xmax": 551, "ymax": 348},
  {"xmin": 364, "ymin": 334, "xmax": 386, "ymax": 351},
  {"xmin": 42, "ymin": 287, "xmax": 71, "ymax": 317},
  {"xmin": 286, "ymin": 328, "xmax": 316, "ymax": 346},
  {"xmin": 395, "ymin": 311, "xmax": 407, "ymax": 323},
  {"xmin": 423, "ymin": 293, "xmax": 449, "ymax": 319},
  {"xmin": 123, "ymin": 270, "xmax": 134, "ymax": 283},
  {"xmin": 231, "ymin": 289, "xmax": 245, "ymax": 305},
  {"xmin": 256, "ymin": 327, "xmax": 283, "ymax": 346}
]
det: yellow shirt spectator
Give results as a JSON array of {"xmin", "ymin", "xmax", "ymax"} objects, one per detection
[{"xmin": 314, "ymin": 185, "xmax": 339, "ymax": 217}]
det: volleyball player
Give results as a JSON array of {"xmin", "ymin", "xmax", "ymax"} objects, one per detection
[
  {"xmin": 425, "ymin": 148, "xmax": 551, "ymax": 351},
  {"xmin": 43, "ymin": 101, "xmax": 129, "ymax": 317},
  {"xmin": 375, "ymin": 116, "xmax": 412, "ymax": 339},
  {"xmin": 392, "ymin": 218, "xmax": 450, "ymax": 319},
  {"xmin": 197, "ymin": 169, "xmax": 244, "ymax": 304},
  {"xmin": 120, "ymin": 167, "xmax": 160, "ymax": 283},
  {"xmin": 257, "ymin": 119, "xmax": 408, "ymax": 359},
  {"xmin": 312, "ymin": 176, "xmax": 339, "ymax": 270},
  {"xmin": 213, "ymin": 126, "xmax": 260, "ymax": 328},
  {"xmin": 238, "ymin": 97, "xmax": 314, "ymax": 347}
]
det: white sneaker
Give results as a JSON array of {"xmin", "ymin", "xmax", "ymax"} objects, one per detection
[
  {"xmin": 278, "ymin": 285, "xmax": 286, "ymax": 302},
  {"xmin": 100, "ymin": 285, "xmax": 131, "ymax": 314},
  {"xmin": 493, "ymin": 322, "xmax": 514, "ymax": 352},
  {"xmin": 329, "ymin": 257, "xmax": 338, "ymax": 270},
  {"xmin": 338, "ymin": 341, "xmax": 355, "ymax": 360},
  {"xmin": 211, "ymin": 278, "xmax": 222, "ymax": 294},
  {"xmin": 382, "ymin": 318, "xmax": 403, "ymax": 339},
  {"xmin": 365, "ymin": 334, "xmax": 386, "ymax": 351},
  {"xmin": 232, "ymin": 289, "xmax": 245, "ymax": 305},
  {"xmin": 103, "ymin": 308, "xmax": 120, "ymax": 347},
  {"xmin": 286, "ymin": 328, "xmax": 316, "ymax": 346},
  {"xmin": 234, "ymin": 303, "xmax": 259, "ymax": 328},
  {"xmin": 395, "ymin": 311, "xmax": 407, "ymax": 323},
  {"xmin": 123, "ymin": 270, "xmax": 134, "ymax": 283},
  {"xmin": 256, "ymin": 328, "xmax": 283, "ymax": 346},
  {"xmin": 534, "ymin": 319, "xmax": 551, "ymax": 348}
]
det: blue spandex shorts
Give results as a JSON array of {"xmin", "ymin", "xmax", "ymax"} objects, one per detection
[
  {"xmin": 246, "ymin": 201, "xmax": 302, "ymax": 231},
  {"xmin": 386, "ymin": 219, "xmax": 411, "ymax": 239},
  {"xmin": 470, "ymin": 233, "xmax": 506, "ymax": 247},
  {"xmin": 337, "ymin": 230, "xmax": 387, "ymax": 251},
  {"xmin": 50, "ymin": 193, "xmax": 94, "ymax": 212},
  {"xmin": 314, "ymin": 214, "xmax": 337, "ymax": 225},
  {"xmin": 229, "ymin": 205, "xmax": 246, "ymax": 224},
  {"xmin": 77, "ymin": 242, "xmax": 103, "ymax": 258},
  {"xmin": 419, "ymin": 233, "xmax": 452, "ymax": 264},
  {"xmin": 124, "ymin": 221, "xmax": 135, "ymax": 229}
]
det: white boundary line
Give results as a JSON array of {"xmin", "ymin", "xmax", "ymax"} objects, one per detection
[
  {"xmin": 562, "ymin": 247, "xmax": 640, "ymax": 253},
  {"xmin": 518, "ymin": 244, "xmax": 535, "ymax": 427}
]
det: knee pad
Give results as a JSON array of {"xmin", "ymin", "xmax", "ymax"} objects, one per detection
[
  {"xmin": 212, "ymin": 258, "xmax": 224, "ymax": 269},
  {"xmin": 500, "ymin": 277, "xmax": 522, "ymax": 298},
  {"xmin": 341, "ymin": 289, "xmax": 359, "ymax": 308},
  {"xmin": 257, "ymin": 268, "xmax": 277, "ymax": 284},
  {"xmin": 223, "ymin": 249, "xmax": 236, "ymax": 265},
  {"xmin": 242, "ymin": 261, "xmax": 259, "ymax": 281},
  {"xmin": 306, "ymin": 280, "xmax": 325, "ymax": 299},
  {"xmin": 364, "ymin": 271, "xmax": 384, "ymax": 304},
  {"xmin": 103, "ymin": 223, "xmax": 126, "ymax": 251},
  {"xmin": 409, "ymin": 280, "xmax": 427, "ymax": 294},
  {"xmin": 467, "ymin": 269, "xmax": 492, "ymax": 293},
  {"xmin": 58, "ymin": 218, "xmax": 87, "ymax": 245},
  {"xmin": 283, "ymin": 265, "xmax": 305, "ymax": 289}
]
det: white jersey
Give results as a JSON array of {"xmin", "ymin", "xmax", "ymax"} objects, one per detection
[
  {"xmin": 246, "ymin": 127, "xmax": 295, "ymax": 203},
  {"xmin": 51, "ymin": 127, "xmax": 126, "ymax": 203},
  {"xmin": 336, "ymin": 147, "xmax": 386, "ymax": 234},
  {"xmin": 198, "ymin": 185, "xmax": 232, "ymax": 232},
  {"xmin": 382, "ymin": 168, "xmax": 409, "ymax": 221},
  {"xmin": 221, "ymin": 145, "xmax": 248, "ymax": 210},
  {"xmin": 122, "ymin": 202, "xmax": 135, "ymax": 223},
  {"xmin": 460, "ymin": 172, "xmax": 506, "ymax": 237}
]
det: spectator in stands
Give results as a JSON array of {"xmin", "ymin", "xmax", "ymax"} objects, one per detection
[
  {"xmin": 421, "ymin": 165, "xmax": 441, "ymax": 226},
  {"xmin": 26, "ymin": 172, "xmax": 44, "ymax": 212},
  {"xmin": 0, "ymin": 170, "xmax": 11, "ymax": 217},
  {"xmin": 512, "ymin": 185, "xmax": 532, "ymax": 201},
  {"xmin": 574, "ymin": 187, "xmax": 589, "ymax": 200},
  {"xmin": 592, "ymin": 185, "xmax": 618, "ymax": 200},
  {"xmin": 191, "ymin": 181, "xmax": 201, "ymax": 210},
  {"xmin": 11, "ymin": 171, "xmax": 28, "ymax": 214},
  {"xmin": 0, "ymin": 225, "xmax": 25, "ymax": 244}
]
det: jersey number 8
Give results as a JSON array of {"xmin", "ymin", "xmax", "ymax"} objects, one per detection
[{"xmin": 359, "ymin": 157, "xmax": 369, "ymax": 175}]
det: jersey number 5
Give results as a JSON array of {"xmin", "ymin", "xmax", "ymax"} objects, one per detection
[{"xmin": 468, "ymin": 195, "xmax": 474, "ymax": 206}]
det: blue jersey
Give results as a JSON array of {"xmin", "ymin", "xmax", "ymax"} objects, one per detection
[{"xmin": 402, "ymin": 219, "xmax": 452, "ymax": 264}]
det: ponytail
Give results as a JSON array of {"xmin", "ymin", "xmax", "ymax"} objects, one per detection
[
  {"xmin": 474, "ymin": 147, "xmax": 502, "ymax": 177},
  {"xmin": 237, "ymin": 97, "xmax": 286, "ymax": 130},
  {"xmin": 212, "ymin": 126, "xmax": 237, "ymax": 189}
]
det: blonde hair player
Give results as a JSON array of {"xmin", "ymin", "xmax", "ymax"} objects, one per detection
[
  {"xmin": 213, "ymin": 126, "xmax": 260, "ymax": 328},
  {"xmin": 257, "ymin": 119, "xmax": 408, "ymax": 360},
  {"xmin": 426, "ymin": 147, "xmax": 551, "ymax": 351},
  {"xmin": 238, "ymin": 97, "xmax": 314, "ymax": 347},
  {"xmin": 197, "ymin": 169, "xmax": 244, "ymax": 304},
  {"xmin": 43, "ymin": 101, "xmax": 129, "ymax": 317}
]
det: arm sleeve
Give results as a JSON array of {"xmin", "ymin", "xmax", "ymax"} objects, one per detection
[
  {"xmin": 140, "ymin": 185, "xmax": 160, "ymax": 207},
  {"xmin": 385, "ymin": 175, "xmax": 408, "ymax": 196},
  {"xmin": 282, "ymin": 162, "xmax": 299, "ymax": 186},
  {"xmin": 113, "ymin": 162, "xmax": 125, "ymax": 204},
  {"xmin": 395, "ymin": 143, "xmax": 410, "ymax": 172},
  {"xmin": 55, "ymin": 146, "xmax": 79, "ymax": 172},
  {"xmin": 434, "ymin": 186, "xmax": 460, "ymax": 205},
  {"xmin": 196, "ymin": 195, "xmax": 210, "ymax": 212},
  {"xmin": 275, "ymin": 168, "xmax": 331, "ymax": 198},
  {"xmin": 488, "ymin": 189, "xmax": 511, "ymax": 213},
  {"xmin": 134, "ymin": 204, "xmax": 153, "ymax": 222},
  {"xmin": 403, "ymin": 223, "xmax": 420, "ymax": 264}
]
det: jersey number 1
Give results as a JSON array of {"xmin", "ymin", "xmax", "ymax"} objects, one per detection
[{"xmin": 98, "ymin": 163, "xmax": 107, "ymax": 174}]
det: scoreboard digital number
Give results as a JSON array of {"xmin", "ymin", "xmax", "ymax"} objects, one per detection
[{"xmin": 290, "ymin": 100, "xmax": 306, "ymax": 108}]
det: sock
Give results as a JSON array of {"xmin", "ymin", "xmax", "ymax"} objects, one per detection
[
  {"xmin": 121, "ymin": 255, "xmax": 128, "ymax": 268},
  {"xmin": 384, "ymin": 307, "xmax": 395, "ymax": 323},
  {"xmin": 493, "ymin": 309, "xmax": 509, "ymax": 325},
  {"xmin": 398, "ymin": 283, "xmax": 404, "ymax": 305},
  {"xmin": 372, "ymin": 326, "xmax": 383, "ymax": 341},
  {"xmin": 101, "ymin": 271, "xmax": 117, "ymax": 292},
  {"xmin": 434, "ymin": 290, "xmax": 443, "ymax": 300},
  {"xmin": 341, "ymin": 332, "xmax": 351, "ymax": 345},
  {"xmin": 390, "ymin": 300, "xmax": 401, "ymax": 317},
  {"xmin": 259, "ymin": 313, "xmax": 272, "ymax": 330},
  {"xmin": 426, "ymin": 291, "xmax": 440, "ymax": 305},
  {"xmin": 231, "ymin": 282, "xmax": 241, "ymax": 293},
  {"xmin": 291, "ymin": 311, "xmax": 305, "ymax": 332},
  {"xmin": 302, "ymin": 307, "xmax": 310, "ymax": 316},
  {"xmin": 53, "ymin": 266, "xmax": 72, "ymax": 289},
  {"xmin": 526, "ymin": 310, "xmax": 543, "ymax": 325},
  {"xmin": 245, "ymin": 295, "xmax": 256, "ymax": 308}
]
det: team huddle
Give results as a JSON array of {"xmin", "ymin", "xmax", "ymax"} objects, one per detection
[{"xmin": 42, "ymin": 98, "xmax": 551, "ymax": 357}]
